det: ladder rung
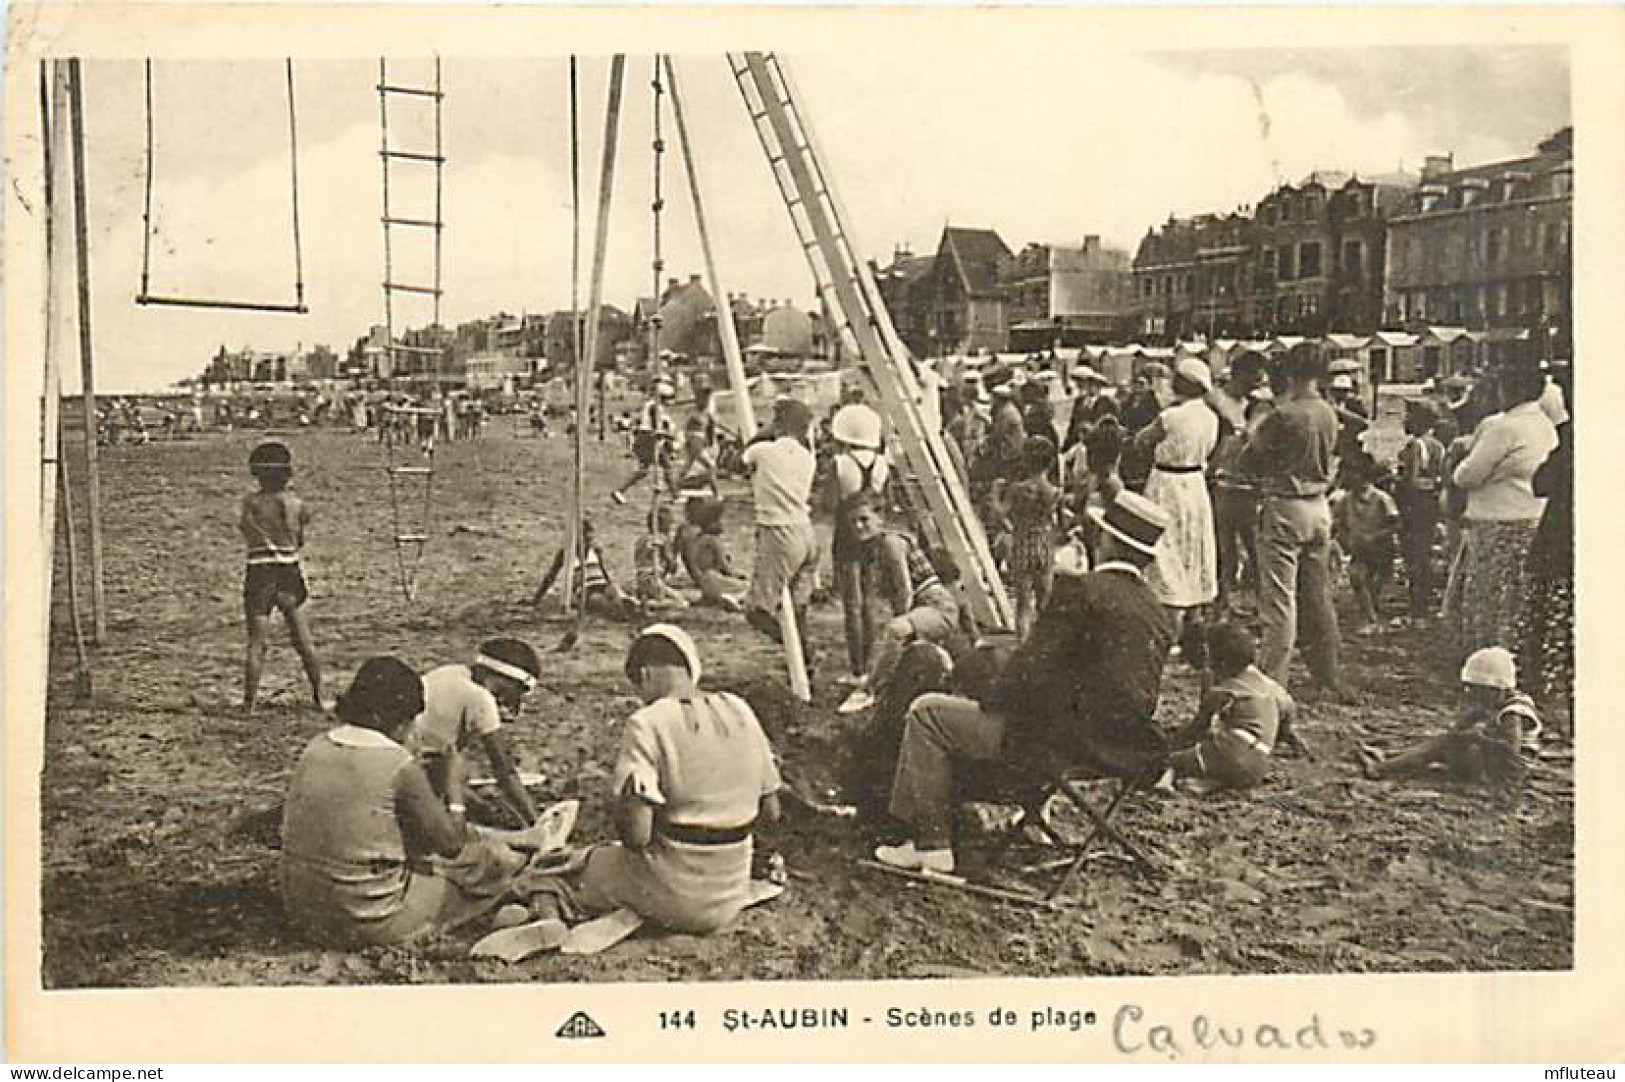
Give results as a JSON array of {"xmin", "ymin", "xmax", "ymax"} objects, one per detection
[
  {"xmin": 388, "ymin": 466, "xmax": 434, "ymax": 475},
  {"xmin": 396, "ymin": 534, "xmax": 429, "ymax": 544},
  {"xmin": 378, "ymin": 84, "xmax": 444, "ymax": 99},
  {"xmin": 383, "ymin": 282, "xmax": 444, "ymax": 296},
  {"xmin": 380, "ymin": 150, "xmax": 446, "ymax": 164},
  {"xmin": 382, "ymin": 216, "xmax": 444, "ymax": 229}
]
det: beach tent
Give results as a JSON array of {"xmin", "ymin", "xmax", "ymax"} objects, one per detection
[
  {"xmin": 1366, "ymin": 330, "xmax": 1422, "ymax": 383},
  {"xmin": 1419, "ymin": 325, "xmax": 1479, "ymax": 378}
]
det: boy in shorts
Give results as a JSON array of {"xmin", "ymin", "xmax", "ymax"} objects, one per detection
[
  {"xmin": 611, "ymin": 380, "xmax": 678, "ymax": 505},
  {"xmin": 240, "ymin": 441, "xmax": 325, "ymax": 714}
]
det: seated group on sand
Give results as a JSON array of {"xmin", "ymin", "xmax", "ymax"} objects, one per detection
[{"xmin": 270, "ymin": 451, "xmax": 1544, "ymax": 953}]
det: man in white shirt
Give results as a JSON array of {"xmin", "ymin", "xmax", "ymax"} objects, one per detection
[{"xmin": 742, "ymin": 398, "xmax": 818, "ymax": 642}]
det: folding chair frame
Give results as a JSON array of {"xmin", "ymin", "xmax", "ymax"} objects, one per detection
[{"xmin": 1035, "ymin": 769, "xmax": 1163, "ymax": 900}]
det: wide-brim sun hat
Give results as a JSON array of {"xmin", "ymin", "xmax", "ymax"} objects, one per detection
[
  {"xmin": 632, "ymin": 623, "xmax": 703, "ymax": 684},
  {"xmin": 1086, "ymin": 489, "xmax": 1170, "ymax": 557},
  {"xmin": 1460, "ymin": 646, "xmax": 1516, "ymax": 690},
  {"xmin": 831, "ymin": 403, "xmax": 884, "ymax": 449},
  {"xmin": 1174, "ymin": 356, "xmax": 1213, "ymax": 393}
]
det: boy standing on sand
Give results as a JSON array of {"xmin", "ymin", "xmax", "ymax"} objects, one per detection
[{"xmin": 240, "ymin": 441, "xmax": 326, "ymax": 714}]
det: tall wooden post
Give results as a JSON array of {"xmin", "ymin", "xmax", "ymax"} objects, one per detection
[
  {"xmin": 665, "ymin": 56, "xmax": 810, "ymax": 701},
  {"xmin": 42, "ymin": 61, "xmax": 74, "ymax": 645},
  {"xmin": 564, "ymin": 55, "xmax": 625, "ymax": 642},
  {"xmin": 67, "ymin": 59, "xmax": 106, "ymax": 642}
]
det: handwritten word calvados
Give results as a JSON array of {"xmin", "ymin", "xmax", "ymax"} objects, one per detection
[{"xmin": 1113, "ymin": 1005, "xmax": 1377, "ymax": 1060}]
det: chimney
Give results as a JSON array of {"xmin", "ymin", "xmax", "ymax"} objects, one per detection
[
  {"xmin": 667, "ymin": 277, "xmax": 679, "ymax": 291},
  {"xmin": 1421, "ymin": 154, "xmax": 1454, "ymax": 181},
  {"xmin": 690, "ymin": 273, "xmax": 702, "ymax": 286}
]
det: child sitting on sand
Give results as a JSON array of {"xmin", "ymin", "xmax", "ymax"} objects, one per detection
[
  {"xmin": 632, "ymin": 503, "xmax": 689, "ymax": 614},
  {"xmin": 525, "ymin": 625, "xmax": 783, "ymax": 939},
  {"xmin": 239, "ymin": 441, "xmax": 326, "ymax": 714},
  {"xmin": 532, "ymin": 519, "xmax": 634, "ymax": 618},
  {"xmin": 1163, "ymin": 622, "xmax": 1295, "ymax": 793},
  {"xmin": 1358, "ymin": 646, "xmax": 1541, "ymax": 801},
  {"xmin": 676, "ymin": 498, "xmax": 747, "ymax": 611}
]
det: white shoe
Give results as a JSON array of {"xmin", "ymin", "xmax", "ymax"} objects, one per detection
[
  {"xmin": 874, "ymin": 841, "xmax": 955, "ymax": 874},
  {"xmin": 837, "ymin": 689, "xmax": 876, "ymax": 715}
]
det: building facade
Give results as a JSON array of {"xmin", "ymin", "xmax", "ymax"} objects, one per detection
[
  {"xmin": 1133, "ymin": 173, "xmax": 1415, "ymax": 341},
  {"xmin": 1384, "ymin": 128, "xmax": 1573, "ymax": 349},
  {"xmin": 1132, "ymin": 213, "xmax": 1247, "ymax": 341},
  {"xmin": 871, "ymin": 244, "xmax": 938, "ymax": 357},
  {"xmin": 873, "ymin": 226, "xmax": 1012, "ymax": 356},
  {"xmin": 1002, "ymin": 237, "xmax": 1132, "ymax": 348}
]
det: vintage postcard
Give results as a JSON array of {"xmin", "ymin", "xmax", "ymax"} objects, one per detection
[{"xmin": 4, "ymin": 2, "xmax": 1623, "ymax": 1064}]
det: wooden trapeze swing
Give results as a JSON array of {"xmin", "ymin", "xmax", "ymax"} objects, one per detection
[{"xmin": 136, "ymin": 58, "xmax": 309, "ymax": 314}]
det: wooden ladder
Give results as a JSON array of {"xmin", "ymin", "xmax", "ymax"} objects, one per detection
[{"xmin": 728, "ymin": 52, "xmax": 1012, "ymax": 630}]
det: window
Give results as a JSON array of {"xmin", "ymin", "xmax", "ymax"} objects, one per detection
[
  {"xmin": 1342, "ymin": 240, "xmax": 1363, "ymax": 275},
  {"xmin": 1299, "ymin": 242, "xmax": 1323, "ymax": 279},
  {"xmin": 1540, "ymin": 222, "xmax": 1555, "ymax": 257},
  {"xmin": 1279, "ymin": 246, "xmax": 1296, "ymax": 281},
  {"xmin": 1184, "ymin": 273, "xmax": 1195, "ymax": 296},
  {"xmin": 1487, "ymin": 228, "xmax": 1501, "ymax": 263},
  {"xmin": 1261, "ymin": 249, "xmax": 1278, "ymax": 278}
]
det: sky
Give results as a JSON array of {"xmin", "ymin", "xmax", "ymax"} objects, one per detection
[{"xmin": 52, "ymin": 45, "xmax": 1569, "ymax": 392}]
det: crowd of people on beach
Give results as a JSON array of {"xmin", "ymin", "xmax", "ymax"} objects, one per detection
[{"xmin": 232, "ymin": 336, "xmax": 1572, "ymax": 955}]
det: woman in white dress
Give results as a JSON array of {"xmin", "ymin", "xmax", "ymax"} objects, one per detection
[{"xmin": 1133, "ymin": 357, "xmax": 1219, "ymax": 648}]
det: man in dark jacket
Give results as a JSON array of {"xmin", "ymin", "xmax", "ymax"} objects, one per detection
[{"xmin": 875, "ymin": 490, "xmax": 1175, "ymax": 873}]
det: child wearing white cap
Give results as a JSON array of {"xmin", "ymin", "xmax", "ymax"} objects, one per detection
[{"xmin": 1358, "ymin": 646, "xmax": 1541, "ymax": 797}]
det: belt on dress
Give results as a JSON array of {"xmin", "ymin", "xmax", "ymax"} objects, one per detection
[
  {"xmin": 1154, "ymin": 464, "xmax": 1204, "ymax": 474},
  {"xmin": 658, "ymin": 820, "xmax": 755, "ymax": 846}
]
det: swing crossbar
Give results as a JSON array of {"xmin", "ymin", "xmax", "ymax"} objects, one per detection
[
  {"xmin": 380, "ymin": 149, "xmax": 445, "ymax": 164},
  {"xmin": 135, "ymin": 293, "xmax": 308, "ymax": 314},
  {"xmin": 377, "ymin": 83, "xmax": 444, "ymax": 100},
  {"xmin": 383, "ymin": 281, "xmax": 443, "ymax": 296},
  {"xmin": 382, "ymin": 215, "xmax": 443, "ymax": 229}
]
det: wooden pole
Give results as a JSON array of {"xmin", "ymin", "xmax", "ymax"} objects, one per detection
[
  {"xmin": 665, "ymin": 56, "xmax": 810, "ymax": 701},
  {"xmin": 67, "ymin": 59, "xmax": 106, "ymax": 643},
  {"xmin": 57, "ymin": 429, "xmax": 93, "ymax": 699},
  {"xmin": 42, "ymin": 61, "xmax": 73, "ymax": 646},
  {"xmin": 563, "ymin": 55, "xmax": 625, "ymax": 647},
  {"xmin": 560, "ymin": 57, "xmax": 583, "ymax": 618}
]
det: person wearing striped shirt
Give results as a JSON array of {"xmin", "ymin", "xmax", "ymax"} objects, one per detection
[
  {"xmin": 837, "ymin": 491, "xmax": 961, "ymax": 715},
  {"xmin": 240, "ymin": 441, "xmax": 326, "ymax": 715}
]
